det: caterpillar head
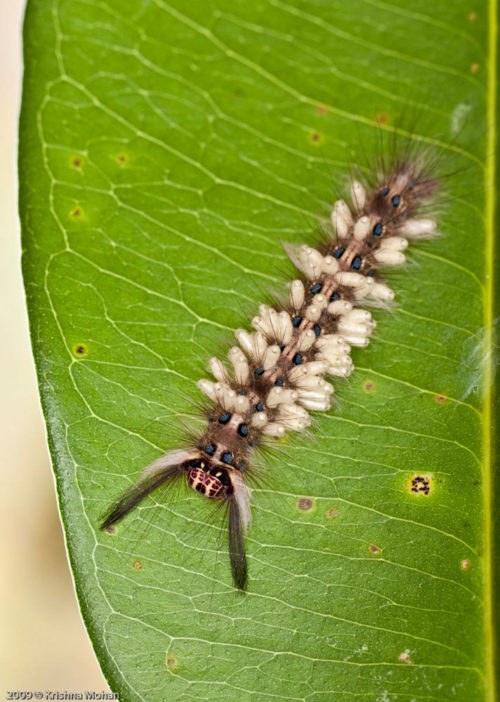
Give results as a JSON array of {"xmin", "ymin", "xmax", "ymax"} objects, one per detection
[
  {"xmin": 183, "ymin": 453, "xmax": 251, "ymax": 590},
  {"xmin": 185, "ymin": 456, "xmax": 232, "ymax": 499},
  {"xmin": 102, "ymin": 448, "xmax": 251, "ymax": 590}
]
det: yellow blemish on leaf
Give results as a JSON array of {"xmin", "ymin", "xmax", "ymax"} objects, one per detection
[
  {"xmin": 70, "ymin": 155, "xmax": 84, "ymax": 169},
  {"xmin": 165, "ymin": 655, "xmax": 178, "ymax": 673},
  {"xmin": 434, "ymin": 393, "xmax": 448, "ymax": 404},
  {"xmin": 375, "ymin": 112, "xmax": 390, "ymax": 125},
  {"xmin": 308, "ymin": 130, "xmax": 324, "ymax": 146},
  {"xmin": 72, "ymin": 343, "xmax": 88, "ymax": 357}
]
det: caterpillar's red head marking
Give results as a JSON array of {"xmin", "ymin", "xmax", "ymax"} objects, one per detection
[{"xmin": 186, "ymin": 458, "xmax": 232, "ymax": 499}]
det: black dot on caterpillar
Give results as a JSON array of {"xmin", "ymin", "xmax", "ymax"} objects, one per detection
[{"xmin": 100, "ymin": 145, "xmax": 442, "ymax": 591}]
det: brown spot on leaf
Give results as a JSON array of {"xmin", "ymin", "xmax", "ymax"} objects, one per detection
[
  {"xmin": 368, "ymin": 544, "xmax": 381, "ymax": 555},
  {"xmin": 133, "ymin": 559, "xmax": 142, "ymax": 571},
  {"xmin": 316, "ymin": 103, "xmax": 328, "ymax": 114},
  {"xmin": 72, "ymin": 343, "xmax": 88, "ymax": 357},
  {"xmin": 470, "ymin": 63, "xmax": 480, "ymax": 74},
  {"xmin": 308, "ymin": 130, "xmax": 324, "ymax": 146},
  {"xmin": 297, "ymin": 497, "xmax": 313, "ymax": 511},
  {"xmin": 70, "ymin": 207, "xmax": 81, "ymax": 217},
  {"xmin": 434, "ymin": 394, "xmax": 448, "ymax": 404},
  {"xmin": 468, "ymin": 11, "xmax": 477, "ymax": 20},
  {"xmin": 117, "ymin": 153, "xmax": 129, "ymax": 165},
  {"xmin": 375, "ymin": 112, "xmax": 390, "ymax": 125},
  {"xmin": 166, "ymin": 655, "xmax": 178, "ymax": 673},
  {"xmin": 326, "ymin": 507, "xmax": 338, "ymax": 520},
  {"xmin": 363, "ymin": 380, "xmax": 376, "ymax": 393}
]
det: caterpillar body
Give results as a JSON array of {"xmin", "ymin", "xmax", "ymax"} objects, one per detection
[{"xmin": 101, "ymin": 155, "xmax": 439, "ymax": 590}]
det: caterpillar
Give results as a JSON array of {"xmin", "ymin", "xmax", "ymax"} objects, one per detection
[{"xmin": 100, "ymin": 152, "xmax": 439, "ymax": 590}]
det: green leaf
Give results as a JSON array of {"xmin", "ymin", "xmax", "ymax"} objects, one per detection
[{"xmin": 19, "ymin": 0, "xmax": 496, "ymax": 699}]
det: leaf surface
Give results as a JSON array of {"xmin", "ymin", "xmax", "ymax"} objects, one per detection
[{"xmin": 19, "ymin": 0, "xmax": 496, "ymax": 699}]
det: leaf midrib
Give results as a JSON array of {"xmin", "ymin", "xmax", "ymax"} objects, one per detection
[{"xmin": 483, "ymin": 0, "xmax": 497, "ymax": 698}]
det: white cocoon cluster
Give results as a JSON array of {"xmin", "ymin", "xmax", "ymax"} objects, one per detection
[
  {"xmin": 299, "ymin": 396, "xmax": 332, "ymax": 412},
  {"xmin": 266, "ymin": 386, "xmax": 299, "ymax": 408},
  {"xmin": 399, "ymin": 218, "xmax": 436, "ymax": 238},
  {"xmin": 353, "ymin": 216, "xmax": 371, "ymax": 240},
  {"xmin": 253, "ymin": 305, "xmax": 293, "ymax": 345},
  {"xmin": 228, "ymin": 347, "xmax": 249, "ymax": 385},
  {"xmin": 198, "ymin": 172, "xmax": 434, "ymax": 448},
  {"xmin": 350, "ymin": 180, "xmax": 366, "ymax": 210},
  {"xmin": 251, "ymin": 411, "xmax": 268, "ymax": 428},
  {"xmin": 335, "ymin": 271, "xmax": 373, "ymax": 288},
  {"xmin": 233, "ymin": 395, "xmax": 250, "ymax": 412},
  {"xmin": 276, "ymin": 402, "xmax": 311, "ymax": 431},
  {"xmin": 328, "ymin": 300, "xmax": 352, "ymax": 315},
  {"xmin": 374, "ymin": 250, "xmax": 406, "ymax": 265},
  {"xmin": 197, "ymin": 379, "xmax": 217, "ymax": 402},
  {"xmin": 262, "ymin": 423, "xmax": 286, "ymax": 438},
  {"xmin": 297, "ymin": 329, "xmax": 316, "ymax": 351},
  {"xmin": 263, "ymin": 344, "xmax": 281, "ymax": 370},
  {"xmin": 287, "ymin": 360, "xmax": 327, "ymax": 383},
  {"xmin": 215, "ymin": 382, "xmax": 236, "ymax": 410},
  {"xmin": 284, "ymin": 244, "xmax": 340, "ymax": 280},
  {"xmin": 331, "ymin": 200, "xmax": 353, "ymax": 239},
  {"xmin": 304, "ymin": 304, "xmax": 322, "ymax": 322},
  {"xmin": 290, "ymin": 280, "xmax": 305, "ymax": 310},
  {"xmin": 209, "ymin": 357, "xmax": 229, "ymax": 383},
  {"xmin": 198, "ymin": 380, "xmax": 242, "ymax": 412},
  {"xmin": 345, "ymin": 308, "xmax": 373, "ymax": 323},
  {"xmin": 235, "ymin": 329, "xmax": 267, "ymax": 362},
  {"xmin": 369, "ymin": 283, "xmax": 395, "ymax": 301},
  {"xmin": 379, "ymin": 236, "xmax": 408, "ymax": 251}
]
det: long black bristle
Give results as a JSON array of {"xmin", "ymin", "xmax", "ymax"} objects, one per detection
[
  {"xmin": 228, "ymin": 498, "xmax": 247, "ymax": 590},
  {"xmin": 100, "ymin": 466, "xmax": 182, "ymax": 530}
]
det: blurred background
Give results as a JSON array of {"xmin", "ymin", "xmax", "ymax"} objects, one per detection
[{"xmin": 1, "ymin": 1, "xmax": 109, "ymax": 691}]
